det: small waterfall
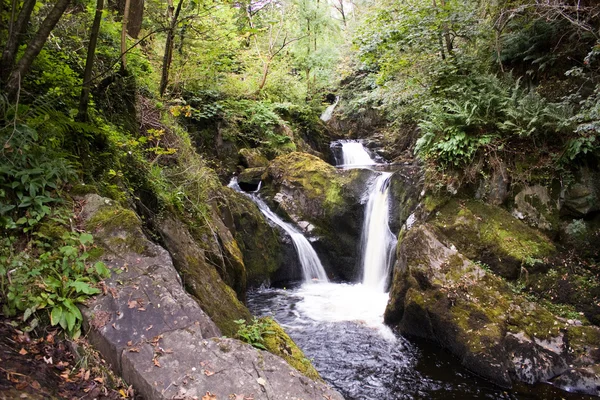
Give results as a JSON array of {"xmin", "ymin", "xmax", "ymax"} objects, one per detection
[
  {"xmin": 228, "ymin": 178, "xmax": 328, "ymax": 283},
  {"xmin": 340, "ymin": 141, "xmax": 375, "ymax": 168},
  {"xmin": 320, "ymin": 96, "xmax": 339, "ymax": 122},
  {"xmin": 360, "ymin": 172, "xmax": 396, "ymax": 292},
  {"xmin": 336, "ymin": 140, "xmax": 396, "ymax": 292}
]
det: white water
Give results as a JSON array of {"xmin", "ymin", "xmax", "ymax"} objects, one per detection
[
  {"xmin": 340, "ymin": 141, "xmax": 375, "ymax": 167},
  {"xmin": 360, "ymin": 172, "xmax": 396, "ymax": 292},
  {"xmin": 320, "ymin": 96, "xmax": 339, "ymax": 122},
  {"xmin": 228, "ymin": 178, "xmax": 328, "ymax": 283}
]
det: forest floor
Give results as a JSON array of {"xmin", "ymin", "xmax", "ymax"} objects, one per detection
[{"xmin": 0, "ymin": 317, "xmax": 135, "ymax": 400}]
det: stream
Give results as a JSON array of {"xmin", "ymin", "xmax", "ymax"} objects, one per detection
[{"xmin": 237, "ymin": 140, "xmax": 592, "ymax": 400}]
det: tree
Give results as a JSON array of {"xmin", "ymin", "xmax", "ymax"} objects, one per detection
[
  {"xmin": 77, "ymin": 0, "xmax": 105, "ymax": 122},
  {"xmin": 0, "ymin": 0, "xmax": 36, "ymax": 82},
  {"xmin": 4, "ymin": 0, "xmax": 72, "ymax": 99},
  {"xmin": 159, "ymin": 0, "xmax": 185, "ymax": 96}
]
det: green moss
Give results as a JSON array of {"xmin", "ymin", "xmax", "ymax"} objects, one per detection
[
  {"xmin": 37, "ymin": 220, "xmax": 69, "ymax": 241},
  {"xmin": 87, "ymin": 206, "xmax": 141, "ymax": 232},
  {"xmin": 87, "ymin": 246, "xmax": 105, "ymax": 261},
  {"xmin": 431, "ymin": 199, "xmax": 555, "ymax": 278},
  {"xmin": 261, "ymin": 317, "xmax": 321, "ymax": 381},
  {"xmin": 423, "ymin": 195, "xmax": 449, "ymax": 214}
]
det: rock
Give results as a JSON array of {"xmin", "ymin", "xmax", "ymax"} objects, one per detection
[
  {"xmin": 80, "ymin": 194, "xmax": 343, "ymax": 400},
  {"xmin": 512, "ymin": 185, "xmax": 560, "ymax": 232},
  {"xmin": 155, "ymin": 215, "xmax": 252, "ymax": 336},
  {"xmin": 475, "ymin": 162, "xmax": 510, "ymax": 205},
  {"xmin": 430, "ymin": 198, "xmax": 555, "ymax": 279},
  {"xmin": 239, "ymin": 148, "xmax": 269, "ymax": 168},
  {"xmin": 551, "ymin": 366, "xmax": 600, "ymax": 396},
  {"xmin": 563, "ymin": 167, "xmax": 600, "ymax": 217},
  {"xmin": 238, "ymin": 167, "xmax": 266, "ymax": 192},
  {"xmin": 262, "ymin": 152, "xmax": 375, "ymax": 280},
  {"xmin": 384, "ymin": 223, "xmax": 600, "ymax": 394},
  {"xmin": 218, "ymin": 187, "xmax": 286, "ymax": 287},
  {"xmin": 123, "ymin": 336, "xmax": 344, "ymax": 400}
]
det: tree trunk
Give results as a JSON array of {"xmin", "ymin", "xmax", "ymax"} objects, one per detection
[
  {"xmin": 76, "ymin": 0, "xmax": 104, "ymax": 122},
  {"xmin": 127, "ymin": 0, "xmax": 144, "ymax": 38},
  {"xmin": 1, "ymin": 0, "xmax": 37, "ymax": 82},
  {"xmin": 159, "ymin": 0, "xmax": 184, "ymax": 97},
  {"xmin": 257, "ymin": 59, "xmax": 270, "ymax": 92},
  {"xmin": 5, "ymin": 0, "xmax": 72, "ymax": 99},
  {"xmin": 120, "ymin": 0, "xmax": 131, "ymax": 70}
]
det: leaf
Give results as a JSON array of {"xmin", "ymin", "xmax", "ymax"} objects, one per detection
[
  {"xmin": 202, "ymin": 392, "xmax": 217, "ymax": 400},
  {"xmin": 257, "ymin": 377, "xmax": 266, "ymax": 387},
  {"xmin": 70, "ymin": 280, "xmax": 100, "ymax": 295},
  {"xmin": 94, "ymin": 261, "xmax": 110, "ymax": 278},
  {"xmin": 79, "ymin": 233, "xmax": 94, "ymax": 245},
  {"xmin": 19, "ymin": 347, "xmax": 28, "ymax": 355},
  {"xmin": 50, "ymin": 306, "xmax": 62, "ymax": 326}
]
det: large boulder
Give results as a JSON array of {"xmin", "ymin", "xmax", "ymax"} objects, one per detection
[
  {"xmin": 80, "ymin": 194, "xmax": 344, "ymax": 400},
  {"xmin": 429, "ymin": 198, "xmax": 555, "ymax": 279},
  {"xmin": 262, "ymin": 152, "xmax": 375, "ymax": 280},
  {"xmin": 384, "ymin": 223, "xmax": 600, "ymax": 395}
]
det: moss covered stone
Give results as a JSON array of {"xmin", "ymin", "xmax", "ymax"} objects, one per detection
[
  {"xmin": 431, "ymin": 198, "xmax": 555, "ymax": 278},
  {"xmin": 385, "ymin": 223, "xmax": 599, "ymax": 392},
  {"xmin": 261, "ymin": 318, "xmax": 321, "ymax": 381}
]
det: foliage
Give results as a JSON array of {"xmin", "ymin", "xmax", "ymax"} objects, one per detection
[
  {"xmin": 0, "ymin": 225, "xmax": 111, "ymax": 339},
  {"xmin": 234, "ymin": 317, "xmax": 275, "ymax": 350},
  {"xmin": 0, "ymin": 124, "xmax": 76, "ymax": 231}
]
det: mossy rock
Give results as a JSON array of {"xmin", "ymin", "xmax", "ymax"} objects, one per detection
[
  {"xmin": 239, "ymin": 148, "xmax": 269, "ymax": 168},
  {"xmin": 218, "ymin": 188, "xmax": 284, "ymax": 287},
  {"xmin": 385, "ymin": 223, "xmax": 600, "ymax": 392},
  {"xmin": 430, "ymin": 198, "xmax": 555, "ymax": 279},
  {"xmin": 261, "ymin": 152, "xmax": 375, "ymax": 280},
  {"xmin": 261, "ymin": 318, "xmax": 321, "ymax": 381}
]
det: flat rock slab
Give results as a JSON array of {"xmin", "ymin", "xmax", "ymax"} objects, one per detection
[
  {"xmin": 123, "ymin": 334, "xmax": 344, "ymax": 400},
  {"xmin": 80, "ymin": 195, "xmax": 344, "ymax": 400}
]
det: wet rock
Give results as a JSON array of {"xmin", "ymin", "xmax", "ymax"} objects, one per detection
[
  {"xmin": 262, "ymin": 152, "xmax": 375, "ymax": 280},
  {"xmin": 551, "ymin": 366, "xmax": 600, "ymax": 396},
  {"xmin": 238, "ymin": 167, "xmax": 266, "ymax": 192},
  {"xmin": 384, "ymin": 223, "xmax": 600, "ymax": 395},
  {"xmin": 218, "ymin": 187, "xmax": 286, "ymax": 287}
]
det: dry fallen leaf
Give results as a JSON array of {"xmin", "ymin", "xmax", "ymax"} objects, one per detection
[
  {"xmin": 30, "ymin": 380, "xmax": 41, "ymax": 390},
  {"xmin": 145, "ymin": 325, "xmax": 153, "ymax": 331},
  {"xmin": 127, "ymin": 341, "xmax": 133, "ymax": 346},
  {"xmin": 128, "ymin": 300, "xmax": 137, "ymax": 309},
  {"xmin": 256, "ymin": 377, "xmax": 266, "ymax": 387},
  {"xmin": 18, "ymin": 348, "xmax": 28, "ymax": 355},
  {"xmin": 128, "ymin": 347, "xmax": 140, "ymax": 353},
  {"xmin": 202, "ymin": 392, "xmax": 217, "ymax": 400},
  {"xmin": 204, "ymin": 370, "xmax": 214, "ymax": 376},
  {"xmin": 152, "ymin": 356, "xmax": 161, "ymax": 367}
]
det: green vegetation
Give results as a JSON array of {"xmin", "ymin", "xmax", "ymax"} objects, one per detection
[{"xmin": 234, "ymin": 317, "xmax": 275, "ymax": 350}]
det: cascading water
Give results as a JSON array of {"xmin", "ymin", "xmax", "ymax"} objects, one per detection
[
  {"xmin": 339, "ymin": 140, "xmax": 375, "ymax": 167},
  {"xmin": 320, "ymin": 96, "xmax": 339, "ymax": 122},
  {"xmin": 228, "ymin": 178, "xmax": 328, "ymax": 283},
  {"xmin": 360, "ymin": 172, "xmax": 396, "ymax": 292}
]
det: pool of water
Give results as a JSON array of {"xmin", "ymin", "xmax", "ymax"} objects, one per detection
[{"xmin": 247, "ymin": 282, "xmax": 594, "ymax": 400}]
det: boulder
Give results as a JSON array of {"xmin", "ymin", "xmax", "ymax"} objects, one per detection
[
  {"xmin": 563, "ymin": 166, "xmax": 600, "ymax": 217},
  {"xmin": 430, "ymin": 198, "xmax": 555, "ymax": 279},
  {"xmin": 512, "ymin": 185, "xmax": 560, "ymax": 232},
  {"xmin": 237, "ymin": 167, "xmax": 266, "ymax": 192},
  {"xmin": 80, "ymin": 194, "xmax": 344, "ymax": 400},
  {"xmin": 239, "ymin": 148, "xmax": 269, "ymax": 168},
  {"xmin": 262, "ymin": 152, "xmax": 375, "ymax": 280},
  {"xmin": 384, "ymin": 223, "xmax": 600, "ymax": 395}
]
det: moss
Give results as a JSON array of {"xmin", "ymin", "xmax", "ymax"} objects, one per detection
[
  {"xmin": 37, "ymin": 219, "xmax": 69, "ymax": 241},
  {"xmin": 423, "ymin": 195, "xmax": 449, "ymax": 214},
  {"xmin": 431, "ymin": 198, "xmax": 555, "ymax": 278},
  {"xmin": 266, "ymin": 152, "xmax": 349, "ymax": 215},
  {"xmin": 261, "ymin": 317, "xmax": 321, "ymax": 381},
  {"xmin": 87, "ymin": 206, "xmax": 141, "ymax": 233},
  {"xmin": 87, "ymin": 246, "xmax": 105, "ymax": 261},
  {"xmin": 70, "ymin": 183, "xmax": 99, "ymax": 196}
]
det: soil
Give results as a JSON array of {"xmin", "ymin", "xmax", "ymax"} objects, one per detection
[{"xmin": 0, "ymin": 317, "xmax": 136, "ymax": 400}]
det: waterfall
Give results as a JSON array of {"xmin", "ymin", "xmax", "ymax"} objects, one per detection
[
  {"xmin": 320, "ymin": 96, "xmax": 339, "ymax": 122},
  {"xmin": 340, "ymin": 141, "xmax": 375, "ymax": 168},
  {"xmin": 228, "ymin": 178, "xmax": 328, "ymax": 283},
  {"xmin": 360, "ymin": 173, "xmax": 396, "ymax": 292},
  {"xmin": 337, "ymin": 140, "xmax": 396, "ymax": 292}
]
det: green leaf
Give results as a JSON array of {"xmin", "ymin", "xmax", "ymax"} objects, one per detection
[
  {"xmin": 65, "ymin": 310, "xmax": 76, "ymax": 332},
  {"xmin": 94, "ymin": 262, "xmax": 110, "ymax": 278},
  {"xmin": 69, "ymin": 280, "xmax": 100, "ymax": 295},
  {"xmin": 79, "ymin": 233, "xmax": 93, "ymax": 246},
  {"xmin": 50, "ymin": 306, "xmax": 62, "ymax": 326}
]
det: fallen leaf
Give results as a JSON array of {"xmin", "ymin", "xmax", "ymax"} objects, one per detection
[
  {"xmin": 43, "ymin": 356, "xmax": 53, "ymax": 364},
  {"xmin": 94, "ymin": 377, "xmax": 104, "ymax": 384},
  {"xmin": 128, "ymin": 347, "xmax": 140, "ymax": 353},
  {"xmin": 145, "ymin": 325, "xmax": 153, "ymax": 331},
  {"xmin": 19, "ymin": 348, "xmax": 28, "ymax": 355},
  {"xmin": 128, "ymin": 300, "xmax": 137, "ymax": 309},
  {"xmin": 84, "ymin": 369, "xmax": 90, "ymax": 381},
  {"xmin": 152, "ymin": 356, "xmax": 161, "ymax": 367},
  {"xmin": 202, "ymin": 391, "xmax": 217, "ymax": 400},
  {"xmin": 30, "ymin": 380, "xmax": 41, "ymax": 390},
  {"xmin": 204, "ymin": 370, "xmax": 214, "ymax": 376},
  {"xmin": 256, "ymin": 377, "xmax": 266, "ymax": 387},
  {"xmin": 127, "ymin": 341, "xmax": 133, "ymax": 346}
]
